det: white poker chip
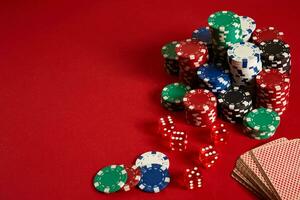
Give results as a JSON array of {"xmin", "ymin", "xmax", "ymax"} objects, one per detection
[{"xmin": 135, "ymin": 151, "xmax": 170, "ymax": 169}]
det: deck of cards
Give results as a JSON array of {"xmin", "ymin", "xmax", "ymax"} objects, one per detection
[{"xmin": 232, "ymin": 138, "xmax": 300, "ymax": 200}]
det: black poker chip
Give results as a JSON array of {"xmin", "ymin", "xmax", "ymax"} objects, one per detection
[{"xmin": 260, "ymin": 39, "xmax": 290, "ymax": 61}]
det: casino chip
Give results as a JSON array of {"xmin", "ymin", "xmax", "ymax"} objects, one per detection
[
  {"xmin": 161, "ymin": 41, "xmax": 180, "ymax": 76},
  {"xmin": 161, "ymin": 83, "xmax": 191, "ymax": 111},
  {"xmin": 183, "ymin": 89, "xmax": 217, "ymax": 127},
  {"xmin": 259, "ymin": 39, "xmax": 291, "ymax": 74},
  {"xmin": 93, "ymin": 165, "xmax": 128, "ymax": 193},
  {"xmin": 192, "ymin": 26, "xmax": 212, "ymax": 45},
  {"xmin": 239, "ymin": 16, "xmax": 256, "ymax": 42},
  {"xmin": 138, "ymin": 164, "xmax": 170, "ymax": 193},
  {"xmin": 175, "ymin": 38, "xmax": 209, "ymax": 88},
  {"xmin": 218, "ymin": 86, "xmax": 252, "ymax": 123},
  {"xmin": 256, "ymin": 69, "xmax": 290, "ymax": 115},
  {"xmin": 122, "ymin": 165, "xmax": 141, "ymax": 192},
  {"xmin": 135, "ymin": 151, "xmax": 170, "ymax": 169},
  {"xmin": 252, "ymin": 27, "xmax": 284, "ymax": 45},
  {"xmin": 243, "ymin": 108, "xmax": 280, "ymax": 139},
  {"xmin": 227, "ymin": 42, "xmax": 262, "ymax": 87},
  {"xmin": 197, "ymin": 63, "xmax": 231, "ymax": 94}
]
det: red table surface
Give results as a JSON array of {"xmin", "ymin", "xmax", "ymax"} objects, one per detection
[{"xmin": 0, "ymin": 1, "xmax": 300, "ymax": 199}]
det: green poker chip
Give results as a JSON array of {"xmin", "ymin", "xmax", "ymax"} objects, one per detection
[
  {"xmin": 161, "ymin": 83, "xmax": 191, "ymax": 104},
  {"xmin": 244, "ymin": 108, "xmax": 280, "ymax": 133},
  {"xmin": 93, "ymin": 165, "xmax": 127, "ymax": 193},
  {"xmin": 161, "ymin": 41, "xmax": 179, "ymax": 60},
  {"xmin": 208, "ymin": 11, "xmax": 242, "ymax": 48},
  {"xmin": 208, "ymin": 11, "xmax": 240, "ymax": 31}
]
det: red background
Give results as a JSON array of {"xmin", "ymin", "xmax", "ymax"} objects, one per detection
[{"xmin": 0, "ymin": 1, "xmax": 299, "ymax": 199}]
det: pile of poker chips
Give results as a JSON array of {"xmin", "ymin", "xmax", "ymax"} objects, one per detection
[
  {"xmin": 259, "ymin": 39, "xmax": 291, "ymax": 74},
  {"xmin": 256, "ymin": 69, "xmax": 290, "ymax": 116},
  {"xmin": 239, "ymin": 16, "xmax": 256, "ymax": 42},
  {"xmin": 217, "ymin": 86, "xmax": 253, "ymax": 123},
  {"xmin": 208, "ymin": 11, "xmax": 243, "ymax": 62},
  {"xmin": 161, "ymin": 41, "xmax": 180, "ymax": 76},
  {"xmin": 159, "ymin": 10, "xmax": 292, "ymax": 136},
  {"xmin": 161, "ymin": 83, "xmax": 191, "ymax": 111},
  {"xmin": 243, "ymin": 108, "xmax": 280, "ymax": 140},
  {"xmin": 93, "ymin": 151, "xmax": 170, "ymax": 194},
  {"xmin": 227, "ymin": 42, "xmax": 262, "ymax": 87},
  {"xmin": 196, "ymin": 63, "xmax": 231, "ymax": 94},
  {"xmin": 175, "ymin": 39, "xmax": 209, "ymax": 88},
  {"xmin": 183, "ymin": 89, "xmax": 217, "ymax": 127}
]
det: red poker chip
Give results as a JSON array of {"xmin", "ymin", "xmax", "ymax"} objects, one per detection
[
  {"xmin": 122, "ymin": 165, "xmax": 141, "ymax": 192},
  {"xmin": 175, "ymin": 39, "xmax": 208, "ymax": 61},
  {"xmin": 256, "ymin": 69, "xmax": 290, "ymax": 91},
  {"xmin": 252, "ymin": 27, "xmax": 284, "ymax": 44},
  {"xmin": 183, "ymin": 89, "xmax": 217, "ymax": 111}
]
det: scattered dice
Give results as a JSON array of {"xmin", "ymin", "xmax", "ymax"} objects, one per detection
[
  {"xmin": 184, "ymin": 167, "xmax": 202, "ymax": 189},
  {"xmin": 210, "ymin": 122, "xmax": 229, "ymax": 146},
  {"xmin": 158, "ymin": 115, "xmax": 175, "ymax": 138},
  {"xmin": 199, "ymin": 145, "xmax": 218, "ymax": 168},
  {"xmin": 170, "ymin": 130, "xmax": 188, "ymax": 151}
]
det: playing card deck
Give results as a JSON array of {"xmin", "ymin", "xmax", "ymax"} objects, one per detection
[{"xmin": 232, "ymin": 138, "xmax": 300, "ymax": 200}]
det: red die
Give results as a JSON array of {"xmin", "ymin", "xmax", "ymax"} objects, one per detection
[
  {"xmin": 184, "ymin": 167, "xmax": 202, "ymax": 189},
  {"xmin": 158, "ymin": 115, "xmax": 175, "ymax": 138},
  {"xmin": 199, "ymin": 145, "xmax": 218, "ymax": 168},
  {"xmin": 210, "ymin": 122, "xmax": 229, "ymax": 146},
  {"xmin": 170, "ymin": 131, "xmax": 188, "ymax": 151}
]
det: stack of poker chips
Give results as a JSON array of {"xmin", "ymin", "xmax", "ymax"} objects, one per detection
[
  {"xmin": 196, "ymin": 63, "xmax": 231, "ymax": 94},
  {"xmin": 160, "ymin": 83, "xmax": 191, "ymax": 111},
  {"xmin": 239, "ymin": 16, "xmax": 256, "ymax": 42},
  {"xmin": 183, "ymin": 89, "xmax": 217, "ymax": 127},
  {"xmin": 208, "ymin": 11, "xmax": 243, "ymax": 62},
  {"xmin": 227, "ymin": 42, "xmax": 262, "ymax": 87},
  {"xmin": 175, "ymin": 39, "xmax": 209, "ymax": 88},
  {"xmin": 191, "ymin": 26, "xmax": 213, "ymax": 61},
  {"xmin": 252, "ymin": 27, "xmax": 284, "ymax": 45},
  {"xmin": 218, "ymin": 86, "xmax": 253, "ymax": 123},
  {"xmin": 161, "ymin": 41, "xmax": 180, "ymax": 76},
  {"xmin": 259, "ymin": 39, "xmax": 291, "ymax": 74},
  {"xmin": 256, "ymin": 69, "xmax": 290, "ymax": 116},
  {"xmin": 243, "ymin": 108, "xmax": 280, "ymax": 140}
]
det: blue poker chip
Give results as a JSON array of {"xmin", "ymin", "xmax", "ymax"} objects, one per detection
[
  {"xmin": 197, "ymin": 63, "xmax": 231, "ymax": 90},
  {"xmin": 192, "ymin": 27, "xmax": 212, "ymax": 45},
  {"xmin": 137, "ymin": 164, "xmax": 170, "ymax": 193}
]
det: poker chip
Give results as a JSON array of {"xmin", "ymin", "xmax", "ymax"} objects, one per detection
[
  {"xmin": 227, "ymin": 42, "xmax": 262, "ymax": 87},
  {"xmin": 243, "ymin": 108, "xmax": 280, "ymax": 139},
  {"xmin": 218, "ymin": 86, "xmax": 252, "ymax": 123},
  {"xmin": 175, "ymin": 39, "xmax": 209, "ymax": 87},
  {"xmin": 122, "ymin": 165, "xmax": 141, "ymax": 192},
  {"xmin": 183, "ymin": 89, "xmax": 217, "ymax": 126},
  {"xmin": 135, "ymin": 151, "xmax": 170, "ymax": 169},
  {"xmin": 93, "ymin": 165, "xmax": 128, "ymax": 193},
  {"xmin": 256, "ymin": 69, "xmax": 290, "ymax": 115},
  {"xmin": 252, "ymin": 27, "xmax": 284, "ymax": 45},
  {"xmin": 175, "ymin": 39, "xmax": 208, "ymax": 61},
  {"xmin": 259, "ymin": 39, "xmax": 291, "ymax": 74},
  {"xmin": 138, "ymin": 164, "xmax": 170, "ymax": 193},
  {"xmin": 197, "ymin": 63, "xmax": 231, "ymax": 94},
  {"xmin": 239, "ymin": 16, "xmax": 256, "ymax": 42},
  {"xmin": 161, "ymin": 83, "xmax": 191, "ymax": 111},
  {"xmin": 161, "ymin": 41, "xmax": 180, "ymax": 75},
  {"xmin": 192, "ymin": 26, "xmax": 212, "ymax": 45}
]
